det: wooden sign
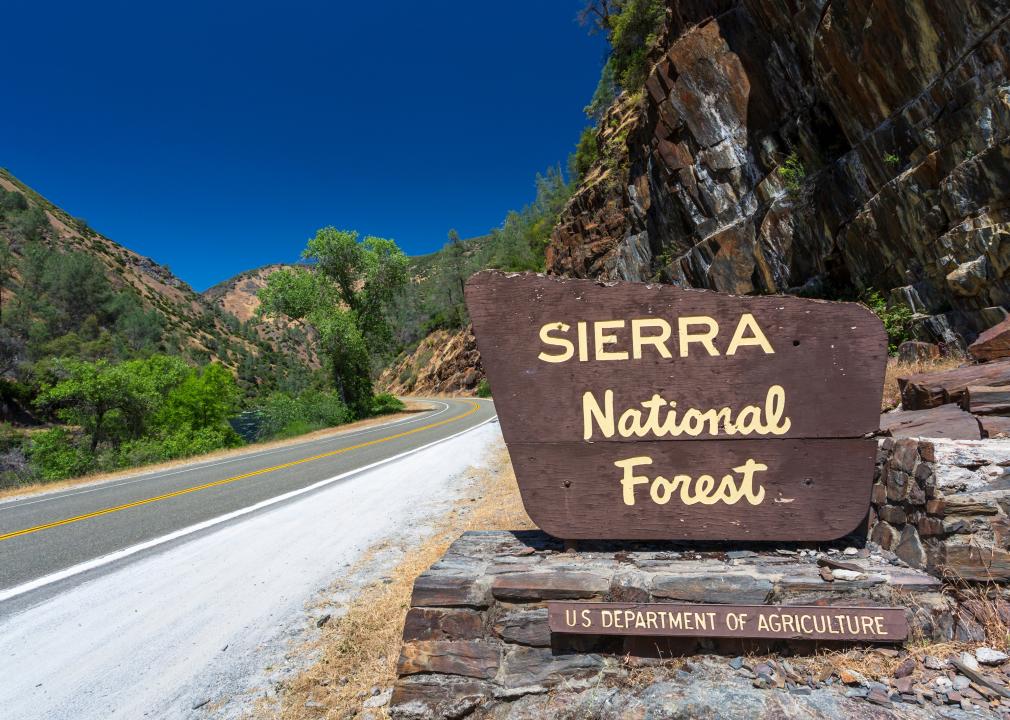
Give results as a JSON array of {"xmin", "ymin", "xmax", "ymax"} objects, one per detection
[
  {"xmin": 465, "ymin": 272, "xmax": 888, "ymax": 541},
  {"xmin": 548, "ymin": 602, "xmax": 908, "ymax": 643}
]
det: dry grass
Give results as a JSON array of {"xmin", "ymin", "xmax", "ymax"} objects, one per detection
[
  {"xmin": 266, "ymin": 444, "xmax": 532, "ymax": 719},
  {"xmin": 0, "ymin": 404, "xmax": 432, "ymax": 502},
  {"xmin": 881, "ymin": 354, "xmax": 966, "ymax": 410}
]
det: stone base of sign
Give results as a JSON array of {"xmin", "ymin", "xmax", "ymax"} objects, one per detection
[
  {"xmin": 390, "ymin": 530, "xmax": 962, "ymax": 720},
  {"xmin": 870, "ymin": 437, "xmax": 1010, "ymax": 582}
]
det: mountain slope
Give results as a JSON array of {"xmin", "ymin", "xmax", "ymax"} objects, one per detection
[
  {"xmin": 378, "ymin": 327, "xmax": 484, "ymax": 396},
  {"xmin": 203, "ymin": 264, "xmax": 320, "ymax": 369},
  {"xmin": 0, "ymin": 168, "xmax": 305, "ymax": 387}
]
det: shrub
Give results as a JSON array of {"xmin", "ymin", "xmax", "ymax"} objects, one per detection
[
  {"xmin": 608, "ymin": 0, "xmax": 665, "ymax": 91},
  {"xmin": 27, "ymin": 428, "xmax": 94, "ymax": 480},
  {"xmin": 571, "ymin": 127, "xmax": 600, "ymax": 182},
  {"xmin": 884, "ymin": 153, "xmax": 900, "ymax": 167},
  {"xmin": 0, "ymin": 189, "xmax": 28, "ymax": 218},
  {"xmin": 863, "ymin": 290, "xmax": 915, "ymax": 354},
  {"xmin": 11, "ymin": 206, "xmax": 47, "ymax": 242},
  {"xmin": 256, "ymin": 390, "xmax": 352, "ymax": 439},
  {"xmin": 0, "ymin": 425, "xmax": 35, "ymax": 488},
  {"xmin": 777, "ymin": 151, "xmax": 806, "ymax": 194},
  {"xmin": 371, "ymin": 392, "xmax": 405, "ymax": 415},
  {"xmin": 476, "ymin": 379, "xmax": 492, "ymax": 398}
]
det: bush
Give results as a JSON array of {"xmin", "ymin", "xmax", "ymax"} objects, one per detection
[
  {"xmin": 27, "ymin": 428, "xmax": 94, "ymax": 480},
  {"xmin": 256, "ymin": 390, "xmax": 352, "ymax": 439},
  {"xmin": 117, "ymin": 426, "xmax": 241, "ymax": 466},
  {"xmin": 0, "ymin": 189, "xmax": 28, "ymax": 218},
  {"xmin": 777, "ymin": 151, "xmax": 806, "ymax": 194},
  {"xmin": 476, "ymin": 379, "xmax": 492, "ymax": 398},
  {"xmin": 864, "ymin": 290, "xmax": 915, "ymax": 354},
  {"xmin": 0, "ymin": 425, "xmax": 35, "ymax": 488},
  {"xmin": 571, "ymin": 127, "xmax": 600, "ymax": 182},
  {"xmin": 371, "ymin": 392, "xmax": 405, "ymax": 415}
]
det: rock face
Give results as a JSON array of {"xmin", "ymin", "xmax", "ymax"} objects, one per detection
[
  {"xmin": 379, "ymin": 327, "xmax": 485, "ymax": 397},
  {"xmin": 547, "ymin": 0, "xmax": 1010, "ymax": 346}
]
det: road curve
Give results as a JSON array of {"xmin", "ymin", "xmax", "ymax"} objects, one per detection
[{"xmin": 0, "ymin": 397, "xmax": 496, "ymax": 608}]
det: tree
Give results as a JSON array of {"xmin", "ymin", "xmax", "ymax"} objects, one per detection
[
  {"xmin": 258, "ymin": 228, "xmax": 408, "ymax": 417},
  {"xmin": 35, "ymin": 355, "xmax": 190, "ymax": 451},
  {"xmin": 36, "ymin": 359, "xmax": 140, "ymax": 451},
  {"xmin": 156, "ymin": 363, "xmax": 240, "ymax": 431},
  {"xmin": 440, "ymin": 229, "xmax": 468, "ymax": 327},
  {"xmin": 580, "ymin": 0, "xmax": 665, "ymax": 91},
  {"xmin": 0, "ymin": 235, "xmax": 13, "ymax": 324},
  {"xmin": 579, "ymin": 0, "xmax": 620, "ymax": 33}
]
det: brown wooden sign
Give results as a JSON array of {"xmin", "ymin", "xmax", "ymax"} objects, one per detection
[
  {"xmin": 548, "ymin": 602, "xmax": 908, "ymax": 643},
  {"xmin": 465, "ymin": 272, "xmax": 887, "ymax": 540}
]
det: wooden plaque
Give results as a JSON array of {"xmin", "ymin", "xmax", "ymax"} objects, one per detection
[
  {"xmin": 547, "ymin": 602, "xmax": 908, "ymax": 643},
  {"xmin": 465, "ymin": 272, "xmax": 887, "ymax": 541},
  {"xmin": 508, "ymin": 439, "xmax": 876, "ymax": 540}
]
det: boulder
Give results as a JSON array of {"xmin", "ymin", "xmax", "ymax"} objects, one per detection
[
  {"xmin": 898, "ymin": 360, "xmax": 1010, "ymax": 410},
  {"xmin": 897, "ymin": 341, "xmax": 940, "ymax": 364},
  {"xmin": 879, "ymin": 405, "xmax": 981, "ymax": 440},
  {"xmin": 963, "ymin": 385, "xmax": 1010, "ymax": 415},
  {"xmin": 969, "ymin": 316, "xmax": 1010, "ymax": 362},
  {"xmin": 981, "ymin": 415, "xmax": 1010, "ymax": 439}
]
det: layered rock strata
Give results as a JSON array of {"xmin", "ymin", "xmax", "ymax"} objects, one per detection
[
  {"xmin": 548, "ymin": 0, "xmax": 1010, "ymax": 346},
  {"xmin": 391, "ymin": 530, "xmax": 955, "ymax": 719}
]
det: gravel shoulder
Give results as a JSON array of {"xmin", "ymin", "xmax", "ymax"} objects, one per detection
[{"xmin": 0, "ymin": 421, "xmax": 502, "ymax": 720}]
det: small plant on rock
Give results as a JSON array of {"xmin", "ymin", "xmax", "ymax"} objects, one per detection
[{"xmin": 777, "ymin": 151, "xmax": 806, "ymax": 195}]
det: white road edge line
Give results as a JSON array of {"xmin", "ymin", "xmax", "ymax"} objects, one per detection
[
  {"xmin": 0, "ymin": 408, "xmax": 497, "ymax": 604},
  {"xmin": 0, "ymin": 401, "xmax": 452, "ymax": 511}
]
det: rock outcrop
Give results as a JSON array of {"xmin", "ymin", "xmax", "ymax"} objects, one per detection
[
  {"xmin": 379, "ymin": 327, "xmax": 485, "ymax": 397},
  {"xmin": 548, "ymin": 0, "xmax": 1010, "ymax": 346}
]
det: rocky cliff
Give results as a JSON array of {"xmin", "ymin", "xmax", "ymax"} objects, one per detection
[
  {"xmin": 379, "ymin": 328, "xmax": 484, "ymax": 397},
  {"xmin": 548, "ymin": 0, "xmax": 1010, "ymax": 346}
]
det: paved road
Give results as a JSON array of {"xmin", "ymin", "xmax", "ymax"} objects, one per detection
[{"xmin": 0, "ymin": 397, "xmax": 495, "ymax": 609}]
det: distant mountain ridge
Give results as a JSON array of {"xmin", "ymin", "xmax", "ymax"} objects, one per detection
[
  {"xmin": 203, "ymin": 263, "xmax": 320, "ymax": 368},
  {"xmin": 0, "ymin": 168, "xmax": 311, "ymax": 387}
]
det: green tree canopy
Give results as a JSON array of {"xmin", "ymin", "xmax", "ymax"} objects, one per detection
[
  {"xmin": 258, "ymin": 228, "xmax": 408, "ymax": 417},
  {"xmin": 34, "ymin": 355, "xmax": 240, "ymax": 452}
]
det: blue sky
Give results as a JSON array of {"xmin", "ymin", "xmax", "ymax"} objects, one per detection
[{"xmin": 1, "ymin": 1, "xmax": 607, "ymax": 290}]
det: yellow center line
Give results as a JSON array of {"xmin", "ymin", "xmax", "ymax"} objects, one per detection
[{"xmin": 0, "ymin": 401, "xmax": 481, "ymax": 543}]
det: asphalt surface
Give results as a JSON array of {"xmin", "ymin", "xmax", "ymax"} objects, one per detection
[{"xmin": 0, "ymin": 397, "xmax": 495, "ymax": 606}]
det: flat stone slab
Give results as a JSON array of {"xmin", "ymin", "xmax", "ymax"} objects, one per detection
[
  {"xmin": 880, "ymin": 405, "xmax": 981, "ymax": 440},
  {"xmin": 899, "ymin": 360, "xmax": 1010, "ymax": 410},
  {"xmin": 392, "ymin": 531, "xmax": 959, "ymax": 719}
]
